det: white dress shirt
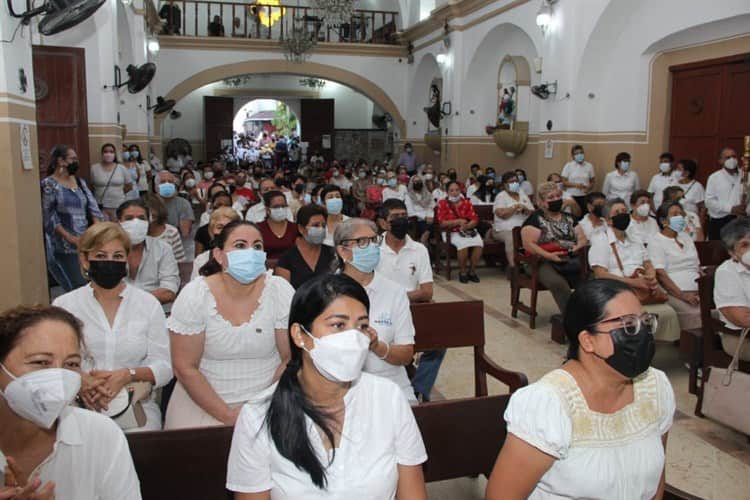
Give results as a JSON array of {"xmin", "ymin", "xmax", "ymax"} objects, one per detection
[
  {"xmin": 561, "ymin": 161, "xmax": 595, "ymax": 197},
  {"xmin": 363, "ymin": 272, "xmax": 416, "ymax": 402},
  {"xmin": 226, "ymin": 373, "xmax": 427, "ymax": 499},
  {"xmin": 647, "ymin": 232, "xmax": 700, "ymax": 291},
  {"xmin": 53, "ymin": 284, "xmax": 172, "ymax": 430},
  {"xmin": 577, "ymin": 214, "xmax": 608, "ymax": 243},
  {"xmin": 705, "ymin": 168, "xmax": 742, "ymax": 219},
  {"xmin": 647, "ymin": 172, "xmax": 679, "ymax": 209},
  {"xmin": 0, "ymin": 408, "xmax": 142, "ymax": 500},
  {"xmin": 714, "ymin": 259, "xmax": 750, "ymax": 330},
  {"xmin": 493, "ymin": 190, "xmax": 534, "ymax": 232},
  {"xmin": 603, "ymin": 170, "xmax": 640, "ymax": 207},
  {"xmin": 126, "ymin": 236, "xmax": 180, "ymax": 294},
  {"xmin": 589, "ymin": 229, "xmax": 648, "ymax": 277},
  {"xmin": 405, "ymin": 193, "xmax": 435, "ymax": 221},
  {"xmin": 626, "ymin": 217, "xmax": 659, "ymax": 246},
  {"xmin": 675, "ymin": 180, "xmax": 705, "ymax": 215},
  {"xmin": 377, "ymin": 235, "xmax": 433, "ymax": 293},
  {"xmin": 167, "ymin": 272, "xmax": 294, "ymax": 404}
]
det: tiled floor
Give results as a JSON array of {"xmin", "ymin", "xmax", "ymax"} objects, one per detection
[{"xmin": 425, "ymin": 267, "xmax": 750, "ymax": 500}]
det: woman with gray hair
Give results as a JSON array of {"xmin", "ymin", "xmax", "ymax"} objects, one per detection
[
  {"xmin": 405, "ymin": 174, "xmax": 435, "ymax": 246},
  {"xmin": 333, "ymin": 218, "xmax": 417, "ymax": 403},
  {"xmin": 713, "ymin": 217, "xmax": 750, "ymax": 361}
]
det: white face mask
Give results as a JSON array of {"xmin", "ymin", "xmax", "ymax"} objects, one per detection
[
  {"xmin": 302, "ymin": 327, "xmax": 370, "ymax": 382},
  {"xmin": 270, "ymin": 207, "xmax": 288, "ymax": 222},
  {"xmin": 659, "ymin": 162, "xmax": 671, "ymax": 174},
  {"xmin": 725, "ymin": 158, "xmax": 739, "ymax": 170},
  {"xmin": 0, "ymin": 364, "xmax": 81, "ymax": 429},
  {"xmin": 120, "ymin": 218, "xmax": 149, "ymax": 245},
  {"xmin": 636, "ymin": 203, "xmax": 651, "ymax": 217},
  {"xmin": 448, "ymin": 195, "xmax": 461, "ymax": 203}
]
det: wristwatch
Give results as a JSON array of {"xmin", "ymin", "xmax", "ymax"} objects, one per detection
[{"xmin": 128, "ymin": 368, "xmax": 136, "ymax": 381}]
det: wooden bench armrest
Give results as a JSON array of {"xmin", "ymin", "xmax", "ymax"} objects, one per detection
[
  {"xmin": 478, "ymin": 352, "xmax": 528, "ymax": 393},
  {"xmin": 664, "ymin": 483, "xmax": 704, "ymax": 500}
]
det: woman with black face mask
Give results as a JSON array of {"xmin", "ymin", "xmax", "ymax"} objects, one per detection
[
  {"xmin": 42, "ymin": 144, "xmax": 104, "ymax": 291},
  {"xmin": 520, "ymin": 182, "xmax": 583, "ymax": 313},
  {"xmin": 52, "ymin": 222, "xmax": 172, "ymax": 432},
  {"xmin": 487, "ymin": 278, "xmax": 673, "ymax": 500}
]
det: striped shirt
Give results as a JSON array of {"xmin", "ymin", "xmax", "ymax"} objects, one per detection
[
  {"xmin": 41, "ymin": 176, "xmax": 104, "ymax": 254},
  {"xmin": 156, "ymin": 224, "xmax": 186, "ymax": 263}
]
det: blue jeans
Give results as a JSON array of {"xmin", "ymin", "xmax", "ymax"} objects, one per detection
[
  {"xmin": 411, "ymin": 349, "xmax": 446, "ymax": 401},
  {"xmin": 50, "ymin": 252, "xmax": 87, "ymax": 292}
]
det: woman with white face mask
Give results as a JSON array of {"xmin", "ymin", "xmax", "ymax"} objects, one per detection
[
  {"xmin": 90, "ymin": 143, "xmax": 132, "ymax": 221},
  {"xmin": 165, "ymin": 221, "xmax": 294, "ymax": 429},
  {"xmin": 256, "ymin": 191, "xmax": 297, "ymax": 261},
  {"xmin": 333, "ymin": 219, "xmax": 417, "ymax": 403},
  {"xmin": 0, "ymin": 305, "xmax": 141, "ymax": 500},
  {"xmin": 226, "ymin": 274, "xmax": 427, "ymax": 499},
  {"xmin": 627, "ymin": 190, "xmax": 660, "ymax": 245}
]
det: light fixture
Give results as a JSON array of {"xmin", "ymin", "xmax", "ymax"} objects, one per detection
[
  {"xmin": 255, "ymin": 0, "xmax": 285, "ymax": 28},
  {"xmin": 536, "ymin": 0, "xmax": 557, "ymax": 35},
  {"xmin": 436, "ymin": 47, "xmax": 447, "ymax": 65},
  {"xmin": 299, "ymin": 77, "xmax": 326, "ymax": 88},
  {"xmin": 121, "ymin": 0, "xmax": 132, "ymax": 6},
  {"xmin": 147, "ymin": 37, "xmax": 160, "ymax": 56}
]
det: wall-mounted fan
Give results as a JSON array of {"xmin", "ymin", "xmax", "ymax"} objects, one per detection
[
  {"xmin": 7, "ymin": 0, "xmax": 106, "ymax": 36},
  {"xmin": 169, "ymin": 110, "xmax": 182, "ymax": 120},
  {"xmin": 105, "ymin": 63, "xmax": 156, "ymax": 93},
  {"xmin": 148, "ymin": 96, "xmax": 176, "ymax": 115},
  {"xmin": 531, "ymin": 81, "xmax": 558, "ymax": 100}
]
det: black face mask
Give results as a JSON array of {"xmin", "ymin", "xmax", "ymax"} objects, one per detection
[
  {"xmin": 390, "ymin": 217, "xmax": 409, "ymax": 240},
  {"xmin": 88, "ymin": 260, "xmax": 127, "ymax": 289},
  {"xmin": 448, "ymin": 172, "xmax": 457, "ymax": 181},
  {"xmin": 596, "ymin": 325, "xmax": 655, "ymax": 379},
  {"xmin": 547, "ymin": 199, "xmax": 563, "ymax": 213},
  {"xmin": 66, "ymin": 161, "xmax": 80, "ymax": 175},
  {"xmin": 254, "ymin": 171, "xmax": 262, "ymax": 178},
  {"xmin": 274, "ymin": 178, "xmax": 285, "ymax": 188},
  {"xmin": 294, "ymin": 184, "xmax": 305, "ymax": 194},
  {"xmin": 592, "ymin": 205, "xmax": 604, "ymax": 217},
  {"xmin": 227, "ymin": 184, "xmax": 236, "ymax": 195},
  {"xmin": 413, "ymin": 182, "xmax": 423, "ymax": 191},
  {"xmin": 611, "ymin": 213, "xmax": 631, "ymax": 231}
]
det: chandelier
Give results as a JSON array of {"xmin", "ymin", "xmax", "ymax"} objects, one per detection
[
  {"xmin": 281, "ymin": 26, "xmax": 317, "ymax": 63},
  {"xmin": 312, "ymin": 0, "xmax": 357, "ymax": 28},
  {"xmin": 223, "ymin": 74, "xmax": 253, "ymax": 87},
  {"xmin": 299, "ymin": 77, "xmax": 326, "ymax": 88}
]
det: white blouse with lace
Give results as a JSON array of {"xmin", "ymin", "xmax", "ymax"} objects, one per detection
[
  {"xmin": 504, "ymin": 367, "xmax": 675, "ymax": 500},
  {"xmin": 166, "ymin": 271, "xmax": 294, "ymax": 404}
]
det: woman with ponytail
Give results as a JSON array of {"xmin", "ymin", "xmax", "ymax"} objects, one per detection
[
  {"xmin": 164, "ymin": 220, "xmax": 294, "ymax": 429},
  {"xmin": 226, "ymin": 273, "xmax": 427, "ymax": 499}
]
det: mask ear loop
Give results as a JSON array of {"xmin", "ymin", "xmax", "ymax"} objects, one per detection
[{"xmin": 299, "ymin": 325, "xmax": 316, "ymax": 353}]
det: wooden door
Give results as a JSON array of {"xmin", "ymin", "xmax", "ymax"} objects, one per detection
[
  {"xmin": 204, "ymin": 96, "xmax": 234, "ymax": 161},
  {"xmin": 669, "ymin": 56, "xmax": 750, "ymax": 185},
  {"xmin": 32, "ymin": 46, "xmax": 89, "ymax": 179},
  {"xmin": 301, "ymin": 98, "xmax": 334, "ymax": 161}
]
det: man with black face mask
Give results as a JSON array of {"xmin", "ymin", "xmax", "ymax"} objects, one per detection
[{"xmin": 375, "ymin": 199, "xmax": 439, "ymax": 401}]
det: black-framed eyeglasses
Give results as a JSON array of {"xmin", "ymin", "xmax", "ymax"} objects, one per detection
[
  {"xmin": 339, "ymin": 234, "xmax": 383, "ymax": 248},
  {"xmin": 590, "ymin": 313, "xmax": 658, "ymax": 336}
]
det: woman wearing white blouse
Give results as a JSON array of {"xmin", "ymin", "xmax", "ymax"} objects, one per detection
[
  {"xmin": 226, "ymin": 274, "xmax": 427, "ymax": 499},
  {"xmin": 166, "ymin": 221, "xmax": 293, "ymax": 429},
  {"xmin": 487, "ymin": 279, "xmax": 674, "ymax": 500},
  {"xmin": 489, "ymin": 171, "xmax": 534, "ymax": 268},
  {"xmin": 602, "ymin": 152, "xmax": 640, "ymax": 208},
  {"xmin": 333, "ymin": 218, "xmax": 417, "ymax": 403},
  {"xmin": 53, "ymin": 222, "xmax": 172, "ymax": 432}
]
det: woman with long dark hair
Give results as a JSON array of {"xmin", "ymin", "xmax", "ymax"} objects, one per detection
[
  {"xmin": 226, "ymin": 274, "xmax": 427, "ymax": 499},
  {"xmin": 42, "ymin": 144, "xmax": 104, "ymax": 291}
]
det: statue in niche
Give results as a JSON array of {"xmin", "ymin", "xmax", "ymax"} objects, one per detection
[
  {"xmin": 425, "ymin": 83, "xmax": 442, "ymax": 129},
  {"xmin": 497, "ymin": 86, "xmax": 516, "ymax": 129}
]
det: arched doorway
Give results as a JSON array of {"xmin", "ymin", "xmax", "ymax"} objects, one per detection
[{"xmin": 233, "ymin": 99, "xmax": 301, "ymax": 138}]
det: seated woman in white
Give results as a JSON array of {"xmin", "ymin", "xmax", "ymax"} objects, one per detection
[
  {"xmin": 662, "ymin": 185, "xmax": 704, "ymax": 242},
  {"xmin": 0, "ymin": 305, "xmax": 141, "ymax": 500},
  {"xmin": 226, "ymin": 274, "xmax": 427, "ymax": 500},
  {"xmin": 332, "ymin": 218, "xmax": 417, "ymax": 403},
  {"xmin": 191, "ymin": 206, "xmax": 241, "ymax": 279},
  {"xmin": 404, "ymin": 174, "xmax": 435, "ymax": 247},
  {"xmin": 487, "ymin": 279, "xmax": 675, "ymax": 500},
  {"xmin": 588, "ymin": 197, "xmax": 680, "ymax": 342},
  {"xmin": 53, "ymin": 222, "xmax": 172, "ymax": 432},
  {"xmin": 574, "ymin": 192, "xmax": 608, "ymax": 247},
  {"xmin": 166, "ymin": 221, "xmax": 294, "ymax": 429},
  {"xmin": 649, "ymin": 201, "xmax": 702, "ymax": 330},
  {"xmin": 488, "ymin": 171, "xmax": 534, "ymax": 269},
  {"xmin": 435, "ymin": 181, "xmax": 484, "ymax": 284},
  {"xmin": 627, "ymin": 190, "xmax": 660, "ymax": 245}
]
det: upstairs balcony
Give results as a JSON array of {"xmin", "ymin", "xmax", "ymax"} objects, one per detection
[{"xmin": 155, "ymin": 1, "xmax": 401, "ymax": 51}]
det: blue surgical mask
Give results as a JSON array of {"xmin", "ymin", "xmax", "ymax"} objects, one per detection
[
  {"xmin": 574, "ymin": 153, "xmax": 585, "ymax": 163},
  {"xmin": 122, "ymin": 151, "xmax": 131, "ymax": 161},
  {"xmin": 225, "ymin": 248, "xmax": 267, "ymax": 284},
  {"xmin": 487, "ymin": 172, "xmax": 496, "ymax": 179},
  {"xmin": 508, "ymin": 182, "xmax": 520, "ymax": 193},
  {"xmin": 350, "ymin": 243, "xmax": 380, "ymax": 273},
  {"xmin": 517, "ymin": 175, "xmax": 525, "ymax": 182},
  {"xmin": 668, "ymin": 215, "xmax": 686, "ymax": 233},
  {"xmin": 326, "ymin": 197, "xmax": 343, "ymax": 215},
  {"xmin": 620, "ymin": 161, "xmax": 630, "ymax": 171},
  {"xmin": 388, "ymin": 178, "xmax": 398, "ymax": 187},
  {"xmin": 158, "ymin": 182, "xmax": 176, "ymax": 198},
  {"xmin": 130, "ymin": 150, "xmax": 140, "ymax": 159},
  {"xmin": 303, "ymin": 193, "xmax": 312, "ymax": 204}
]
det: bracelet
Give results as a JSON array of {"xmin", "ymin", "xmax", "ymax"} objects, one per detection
[{"xmin": 378, "ymin": 341, "xmax": 390, "ymax": 360}]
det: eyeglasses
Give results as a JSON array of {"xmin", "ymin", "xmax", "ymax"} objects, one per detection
[
  {"xmin": 339, "ymin": 234, "xmax": 383, "ymax": 248},
  {"xmin": 591, "ymin": 313, "xmax": 658, "ymax": 336}
]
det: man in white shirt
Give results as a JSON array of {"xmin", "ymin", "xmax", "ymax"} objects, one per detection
[
  {"xmin": 376, "ymin": 199, "xmax": 440, "ymax": 402},
  {"xmin": 561, "ymin": 144, "xmax": 595, "ymax": 216},
  {"xmin": 705, "ymin": 147, "xmax": 745, "ymax": 240},
  {"xmin": 647, "ymin": 152, "xmax": 678, "ymax": 209}
]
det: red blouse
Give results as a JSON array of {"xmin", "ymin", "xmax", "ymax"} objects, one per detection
[
  {"xmin": 436, "ymin": 197, "xmax": 479, "ymax": 232},
  {"xmin": 257, "ymin": 220, "xmax": 298, "ymax": 260}
]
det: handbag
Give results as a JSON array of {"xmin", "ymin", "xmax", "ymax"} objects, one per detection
[
  {"xmin": 609, "ymin": 242, "xmax": 668, "ymax": 304},
  {"xmin": 700, "ymin": 328, "xmax": 750, "ymax": 435},
  {"xmin": 102, "ymin": 381, "xmax": 153, "ymax": 430}
]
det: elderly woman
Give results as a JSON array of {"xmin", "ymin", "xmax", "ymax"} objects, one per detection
[
  {"xmin": 487, "ymin": 279, "xmax": 674, "ymax": 499},
  {"xmin": 627, "ymin": 190, "xmax": 659, "ymax": 245},
  {"xmin": 713, "ymin": 217, "xmax": 750, "ymax": 361},
  {"xmin": 436, "ymin": 180, "xmax": 484, "ymax": 283},
  {"xmin": 489, "ymin": 171, "xmax": 534, "ymax": 269},
  {"xmin": 166, "ymin": 221, "xmax": 293, "ymax": 429},
  {"xmin": 520, "ymin": 182, "xmax": 582, "ymax": 313},
  {"xmin": 0, "ymin": 305, "xmax": 141, "ymax": 499},
  {"xmin": 53, "ymin": 222, "xmax": 172, "ymax": 432},
  {"xmin": 333, "ymin": 218, "xmax": 417, "ymax": 403},
  {"xmin": 191, "ymin": 206, "xmax": 241, "ymax": 279},
  {"xmin": 649, "ymin": 201, "xmax": 702, "ymax": 330},
  {"xmin": 405, "ymin": 174, "xmax": 435, "ymax": 246},
  {"xmin": 588, "ymin": 198, "xmax": 681, "ymax": 342}
]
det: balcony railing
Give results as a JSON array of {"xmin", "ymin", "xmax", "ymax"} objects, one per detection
[{"xmin": 157, "ymin": 1, "xmax": 400, "ymax": 44}]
